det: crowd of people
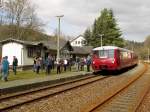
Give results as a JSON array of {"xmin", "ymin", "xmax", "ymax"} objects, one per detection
[
  {"xmin": 33, "ymin": 54, "xmax": 92, "ymax": 75},
  {"xmin": 75, "ymin": 55, "xmax": 91, "ymax": 72},
  {"xmin": 33, "ymin": 55, "xmax": 55, "ymax": 74},
  {"xmin": 33, "ymin": 55, "xmax": 72, "ymax": 74},
  {"xmin": 0, "ymin": 54, "xmax": 91, "ymax": 82}
]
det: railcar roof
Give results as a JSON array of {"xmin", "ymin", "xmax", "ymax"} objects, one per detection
[{"xmin": 93, "ymin": 46, "xmax": 133, "ymax": 52}]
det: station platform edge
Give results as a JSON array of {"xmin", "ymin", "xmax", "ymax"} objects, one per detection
[{"xmin": 0, "ymin": 71, "xmax": 92, "ymax": 95}]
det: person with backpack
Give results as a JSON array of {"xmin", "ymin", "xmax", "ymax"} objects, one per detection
[
  {"xmin": 56, "ymin": 59, "xmax": 61, "ymax": 74},
  {"xmin": 86, "ymin": 55, "xmax": 91, "ymax": 72},
  {"xmin": 12, "ymin": 56, "xmax": 18, "ymax": 75},
  {"xmin": 75, "ymin": 57, "xmax": 80, "ymax": 71},
  {"xmin": 35, "ymin": 57, "xmax": 41, "ymax": 74},
  {"xmin": 2, "ymin": 56, "xmax": 9, "ymax": 81},
  {"xmin": 63, "ymin": 58, "xmax": 68, "ymax": 72},
  {"xmin": 45, "ymin": 55, "xmax": 52, "ymax": 75}
]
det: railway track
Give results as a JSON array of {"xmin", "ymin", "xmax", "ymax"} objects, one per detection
[
  {"xmin": 0, "ymin": 74, "xmax": 110, "ymax": 111},
  {"xmin": 1, "ymin": 64, "xmax": 146, "ymax": 112},
  {"xmin": 0, "ymin": 74, "xmax": 94, "ymax": 99},
  {"xmin": 87, "ymin": 64, "xmax": 149, "ymax": 112},
  {"xmin": 135, "ymin": 71, "xmax": 150, "ymax": 112}
]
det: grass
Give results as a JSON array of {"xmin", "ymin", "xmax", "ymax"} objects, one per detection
[
  {"xmin": 0, "ymin": 66, "xmax": 90, "ymax": 84},
  {"xmin": 0, "ymin": 70, "xmax": 48, "ymax": 84},
  {"xmin": 0, "ymin": 68, "xmax": 66, "ymax": 83},
  {"xmin": 0, "ymin": 66, "xmax": 92, "ymax": 84}
]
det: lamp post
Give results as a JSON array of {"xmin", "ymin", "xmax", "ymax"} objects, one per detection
[
  {"xmin": 148, "ymin": 48, "xmax": 150, "ymax": 63},
  {"xmin": 98, "ymin": 34, "xmax": 104, "ymax": 47},
  {"xmin": 0, "ymin": 0, "xmax": 4, "ymax": 24},
  {"xmin": 0, "ymin": 0, "xmax": 3, "ymax": 7},
  {"xmin": 56, "ymin": 15, "xmax": 64, "ymax": 62}
]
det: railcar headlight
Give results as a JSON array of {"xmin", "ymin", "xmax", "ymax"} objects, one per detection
[
  {"xmin": 111, "ymin": 59, "xmax": 115, "ymax": 64},
  {"xmin": 93, "ymin": 61, "xmax": 95, "ymax": 64},
  {"xmin": 112, "ymin": 60, "xmax": 114, "ymax": 63}
]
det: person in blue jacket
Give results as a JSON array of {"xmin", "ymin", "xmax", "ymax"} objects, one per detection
[
  {"xmin": 86, "ymin": 55, "xmax": 91, "ymax": 72},
  {"xmin": 45, "ymin": 55, "xmax": 52, "ymax": 75},
  {"xmin": 2, "ymin": 56, "xmax": 9, "ymax": 81}
]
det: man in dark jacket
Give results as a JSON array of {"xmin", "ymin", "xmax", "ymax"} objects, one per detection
[
  {"xmin": 86, "ymin": 55, "xmax": 91, "ymax": 72},
  {"xmin": 12, "ymin": 56, "xmax": 18, "ymax": 75},
  {"xmin": 45, "ymin": 55, "xmax": 52, "ymax": 75}
]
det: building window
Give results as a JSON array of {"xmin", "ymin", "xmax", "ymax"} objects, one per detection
[
  {"xmin": 27, "ymin": 47, "xmax": 34, "ymax": 57},
  {"xmin": 81, "ymin": 40, "xmax": 86, "ymax": 45},
  {"xmin": 75, "ymin": 41, "xmax": 77, "ymax": 44},
  {"xmin": 78, "ymin": 41, "xmax": 80, "ymax": 44},
  {"xmin": 81, "ymin": 41, "xmax": 83, "ymax": 44}
]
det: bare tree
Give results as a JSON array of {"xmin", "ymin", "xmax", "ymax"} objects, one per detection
[
  {"xmin": 3, "ymin": 0, "xmax": 43, "ymax": 39},
  {"xmin": 0, "ymin": 0, "xmax": 4, "ymax": 25},
  {"xmin": 144, "ymin": 35, "xmax": 150, "ymax": 48}
]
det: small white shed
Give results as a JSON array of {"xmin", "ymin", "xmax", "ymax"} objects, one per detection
[
  {"xmin": 2, "ymin": 42, "xmax": 23, "ymax": 65},
  {"xmin": 0, "ymin": 38, "xmax": 42, "ymax": 66}
]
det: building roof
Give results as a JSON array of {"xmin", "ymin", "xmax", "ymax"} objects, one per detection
[
  {"xmin": 71, "ymin": 46, "xmax": 93, "ymax": 54},
  {"xmin": 41, "ymin": 38, "xmax": 73, "ymax": 51},
  {"xmin": 70, "ymin": 35, "xmax": 84, "ymax": 42},
  {"xmin": 0, "ymin": 38, "xmax": 40, "ymax": 46},
  {"xmin": 0, "ymin": 38, "xmax": 73, "ymax": 51}
]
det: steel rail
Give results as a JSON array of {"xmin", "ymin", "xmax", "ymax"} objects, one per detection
[
  {"xmin": 88, "ymin": 64, "xmax": 148, "ymax": 112},
  {"xmin": 0, "ymin": 74, "xmax": 94, "ymax": 100},
  {"xmin": 135, "ymin": 66, "xmax": 150, "ymax": 112},
  {"xmin": 0, "ymin": 74, "xmax": 110, "ymax": 111}
]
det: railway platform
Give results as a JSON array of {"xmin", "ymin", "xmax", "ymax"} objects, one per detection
[{"xmin": 0, "ymin": 71, "xmax": 92, "ymax": 95}]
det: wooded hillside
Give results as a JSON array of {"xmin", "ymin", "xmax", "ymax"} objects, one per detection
[{"xmin": 0, "ymin": 25, "xmax": 50, "ymax": 41}]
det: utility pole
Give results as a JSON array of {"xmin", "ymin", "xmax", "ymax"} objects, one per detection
[
  {"xmin": 0, "ymin": 0, "xmax": 2, "ymax": 7},
  {"xmin": 148, "ymin": 48, "xmax": 150, "ymax": 63},
  {"xmin": 56, "ymin": 15, "xmax": 64, "ymax": 62},
  {"xmin": 0, "ymin": 0, "xmax": 4, "ymax": 25},
  {"xmin": 99, "ymin": 34, "xmax": 104, "ymax": 47}
]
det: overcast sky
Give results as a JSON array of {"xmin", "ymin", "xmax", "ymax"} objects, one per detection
[{"xmin": 32, "ymin": 0, "xmax": 150, "ymax": 42}]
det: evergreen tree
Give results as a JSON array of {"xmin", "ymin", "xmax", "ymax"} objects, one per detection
[
  {"xmin": 86, "ymin": 8, "xmax": 125, "ymax": 47},
  {"xmin": 84, "ymin": 28, "xmax": 91, "ymax": 46}
]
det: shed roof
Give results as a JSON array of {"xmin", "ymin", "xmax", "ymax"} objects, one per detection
[{"xmin": 0, "ymin": 38, "xmax": 40, "ymax": 46}]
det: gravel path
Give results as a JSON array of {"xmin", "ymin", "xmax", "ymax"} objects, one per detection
[
  {"xmin": 93, "ymin": 68, "xmax": 150, "ymax": 112},
  {"xmin": 137, "ymin": 93, "xmax": 150, "ymax": 112},
  {"xmin": 136, "ymin": 72, "xmax": 150, "ymax": 112}
]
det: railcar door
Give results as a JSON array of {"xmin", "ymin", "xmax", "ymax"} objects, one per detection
[{"xmin": 115, "ymin": 49, "xmax": 121, "ymax": 69}]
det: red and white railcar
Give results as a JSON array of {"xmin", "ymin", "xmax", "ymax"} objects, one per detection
[{"xmin": 92, "ymin": 46, "xmax": 138, "ymax": 72}]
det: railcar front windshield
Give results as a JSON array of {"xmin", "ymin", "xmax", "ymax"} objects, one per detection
[{"xmin": 99, "ymin": 49, "xmax": 114, "ymax": 58}]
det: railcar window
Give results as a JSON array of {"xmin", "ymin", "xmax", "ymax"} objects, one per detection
[
  {"xmin": 120, "ymin": 51, "xmax": 128, "ymax": 59},
  {"xmin": 99, "ymin": 50, "xmax": 114, "ymax": 58},
  {"xmin": 109, "ymin": 50, "xmax": 114, "ymax": 58},
  {"xmin": 93, "ymin": 51, "xmax": 98, "ymax": 55},
  {"xmin": 128, "ymin": 53, "xmax": 131, "ymax": 58}
]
